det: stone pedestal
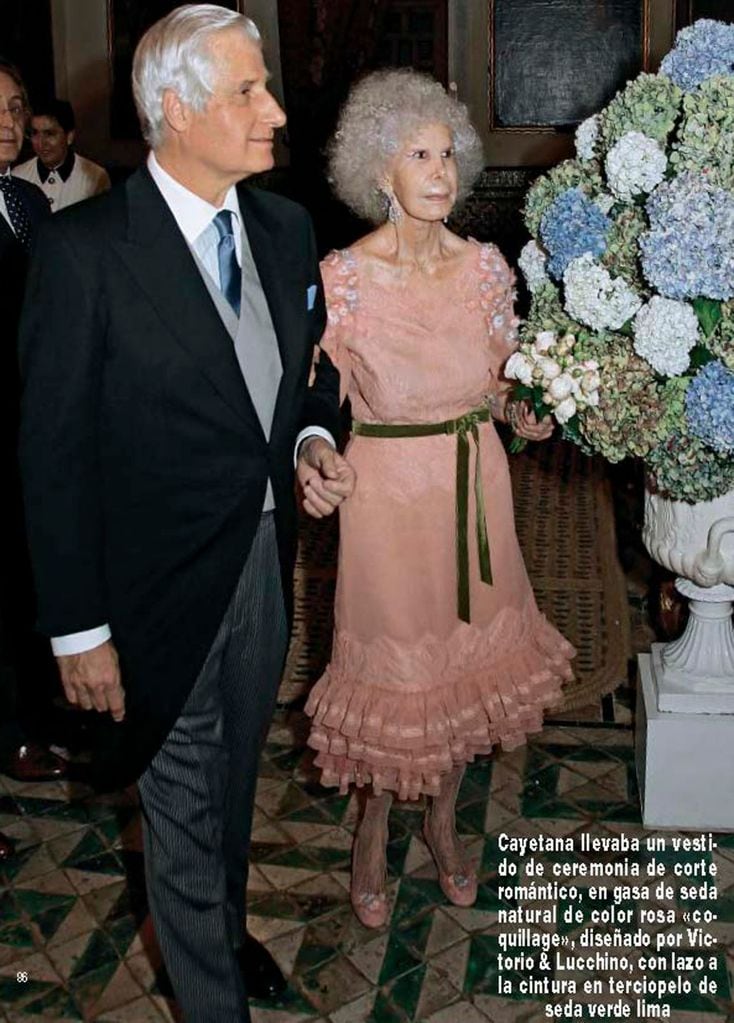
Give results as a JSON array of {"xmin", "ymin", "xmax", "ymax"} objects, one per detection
[
  {"xmin": 635, "ymin": 650, "xmax": 734, "ymax": 831},
  {"xmin": 653, "ymin": 582, "xmax": 734, "ymax": 713}
]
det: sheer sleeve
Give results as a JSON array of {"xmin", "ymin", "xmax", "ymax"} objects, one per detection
[
  {"xmin": 314, "ymin": 249, "xmax": 357, "ymax": 406},
  {"xmin": 478, "ymin": 244, "xmax": 520, "ymax": 396}
]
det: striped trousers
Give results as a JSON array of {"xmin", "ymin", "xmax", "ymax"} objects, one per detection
[{"xmin": 138, "ymin": 513, "xmax": 288, "ymax": 1022}]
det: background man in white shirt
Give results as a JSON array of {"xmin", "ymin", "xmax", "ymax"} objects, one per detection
[
  {"xmin": 18, "ymin": 7, "xmax": 352, "ymax": 1021},
  {"xmin": 13, "ymin": 98, "xmax": 110, "ymax": 211}
]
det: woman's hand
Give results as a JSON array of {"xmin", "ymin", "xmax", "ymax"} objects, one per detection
[{"xmin": 506, "ymin": 400, "xmax": 554, "ymax": 442}]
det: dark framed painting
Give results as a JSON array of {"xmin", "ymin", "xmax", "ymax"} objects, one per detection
[
  {"xmin": 489, "ymin": 0, "xmax": 652, "ymax": 130},
  {"xmin": 452, "ymin": 0, "xmax": 676, "ymax": 166},
  {"xmin": 108, "ymin": 0, "xmax": 245, "ymax": 139}
]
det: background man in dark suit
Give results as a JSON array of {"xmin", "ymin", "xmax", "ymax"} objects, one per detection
[
  {"xmin": 18, "ymin": 6, "xmax": 353, "ymax": 1020},
  {"xmin": 0, "ymin": 58, "xmax": 66, "ymax": 863}
]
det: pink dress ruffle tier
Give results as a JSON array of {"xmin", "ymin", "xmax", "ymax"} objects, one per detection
[{"xmin": 305, "ymin": 242, "xmax": 575, "ymax": 801}]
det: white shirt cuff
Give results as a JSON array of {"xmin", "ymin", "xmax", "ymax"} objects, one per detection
[
  {"xmin": 294, "ymin": 427, "xmax": 336, "ymax": 467},
  {"xmin": 51, "ymin": 625, "xmax": 112, "ymax": 656}
]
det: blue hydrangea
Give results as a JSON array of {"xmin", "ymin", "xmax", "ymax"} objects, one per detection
[
  {"xmin": 640, "ymin": 174, "xmax": 734, "ymax": 301},
  {"xmin": 661, "ymin": 19, "xmax": 734, "ymax": 92},
  {"xmin": 539, "ymin": 187, "xmax": 611, "ymax": 280},
  {"xmin": 685, "ymin": 360, "xmax": 734, "ymax": 454}
]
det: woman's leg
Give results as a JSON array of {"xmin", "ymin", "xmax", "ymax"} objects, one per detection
[
  {"xmin": 423, "ymin": 765, "xmax": 477, "ymax": 906},
  {"xmin": 351, "ymin": 789, "xmax": 393, "ymax": 927}
]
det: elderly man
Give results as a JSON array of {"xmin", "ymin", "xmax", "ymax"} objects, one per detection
[
  {"xmin": 13, "ymin": 98, "xmax": 110, "ymax": 211},
  {"xmin": 19, "ymin": 6, "xmax": 353, "ymax": 1020},
  {"xmin": 0, "ymin": 60, "xmax": 66, "ymax": 849}
]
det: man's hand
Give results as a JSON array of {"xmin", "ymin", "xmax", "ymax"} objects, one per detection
[
  {"xmin": 56, "ymin": 640, "xmax": 125, "ymax": 721},
  {"xmin": 297, "ymin": 437, "xmax": 356, "ymax": 518}
]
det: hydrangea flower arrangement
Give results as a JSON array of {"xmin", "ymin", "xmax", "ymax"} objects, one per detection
[{"xmin": 515, "ymin": 19, "xmax": 734, "ymax": 503}]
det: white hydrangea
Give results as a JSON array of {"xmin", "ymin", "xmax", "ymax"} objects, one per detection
[
  {"xmin": 563, "ymin": 254, "xmax": 642, "ymax": 331},
  {"xmin": 575, "ymin": 115, "xmax": 600, "ymax": 162},
  {"xmin": 595, "ymin": 192, "xmax": 616, "ymax": 216},
  {"xmin": 632, "ymin": 296, "xmax": 700, "ymax": 376},
  {"xmin": 518, "ymin": 241, "xmax": 549, "ymax": 294},
  {"xmin": 605, "ymin": 131, "xmax": 667, "ymax": 202}
]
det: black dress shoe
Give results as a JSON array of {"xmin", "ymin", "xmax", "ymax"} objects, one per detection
[
  {"xmin": 0, "ymin": 831, "xmax": 16, "ymax": 862},
  {"xmin": 236, "ymin": 933, "xmax": 287, "ymax": 1000},
  {"xmin": 1, "ymin": 742, "xmax": 68, "ymax": 782}
]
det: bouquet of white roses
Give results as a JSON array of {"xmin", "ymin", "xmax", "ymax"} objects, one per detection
[
  {"xmin": 513, "ymin": 18, "xmax": 734, "ymax": 503},
  {"xmin": 504, "ymin": 330, "xmax": 600, "ymax": 451}
]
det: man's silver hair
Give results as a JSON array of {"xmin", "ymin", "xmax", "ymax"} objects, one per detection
[
  {"xmin": 328, "ymin": 69, "xmax": 485, "ymax": 224},
  {"xmin": 132, "ymin": 3, "xmax": 261, "ymax": 149}
]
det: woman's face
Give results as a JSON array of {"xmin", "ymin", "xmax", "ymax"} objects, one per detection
[{"xmin": 385, "ymin": 122, "xmax": 458, "ymax": 223}]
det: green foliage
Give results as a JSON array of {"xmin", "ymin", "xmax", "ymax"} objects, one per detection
[
  {"xmin": 601, "ymin": 206, "xmax": 647, "ymax": 288},
  {"xmin": 573, "ymin": 336, "xmax": 672, "ymax": 462},
  {"xmin": 524, "ymin": 282, "xmax": 577, "ymax": 337},
  {"xmin": 647, "ymin": 428, "xmax": 734, "ymax": 502},
  {"xmin": 707, "ymin": 300, "xmax": 734, "ymax": 370},
  {"xmin": 599, "ymin": 73, "xmax": 682, "ymax": 148},
  {"xmin": 669, "ymin": 76, "xmax": 734, "ymax": 190},
  {"xmin": 692, "ymin": 297, "xmax": 723, "ymax": 339}
]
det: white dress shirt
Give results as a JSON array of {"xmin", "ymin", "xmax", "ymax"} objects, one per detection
[{"xmin": 51, "ymin": 154, "xmax": 334, "ymax": 656}]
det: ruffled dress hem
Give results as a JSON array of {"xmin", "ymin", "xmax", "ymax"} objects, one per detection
[{"xmin": 305, "ymin": 603, "xmax": 575, "ymax": 801}]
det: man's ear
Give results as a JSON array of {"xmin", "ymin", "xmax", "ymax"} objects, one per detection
[
  {"xmin": 161, "ymin": 89, "xmax": 189, "ymax": 135},
  {"xmin": 67, "ymin": 129, "xmax": 76, "ymax": 147}
]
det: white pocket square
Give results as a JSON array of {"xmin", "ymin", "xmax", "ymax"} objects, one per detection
[{"xmin": 307, "ymin": 284, "xmax": 317, "ymax": 310}]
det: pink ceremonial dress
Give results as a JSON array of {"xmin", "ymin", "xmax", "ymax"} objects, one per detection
[{"xmin": 305, "ymin": 240, "xmax": 575, "ymax": 800}]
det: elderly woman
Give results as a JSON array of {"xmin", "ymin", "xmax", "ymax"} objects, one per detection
[{"xmin": 305, "ymin": 70, "xmax": 575, "ymax": 928}]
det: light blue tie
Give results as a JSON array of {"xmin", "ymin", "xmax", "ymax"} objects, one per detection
[{"xmin": 213, "ymin": 210, "xmax": 241, "ymax": 317}]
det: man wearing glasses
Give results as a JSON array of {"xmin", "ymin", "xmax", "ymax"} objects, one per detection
[{"xmin": 0, "ymin": 61, "xmax": 66, "ymax": 863}]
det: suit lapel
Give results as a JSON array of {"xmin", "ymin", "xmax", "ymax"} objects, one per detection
[
  {"xmin": 111, "ymin": 168, "xmax": 264, "ymax": 435},
  {"xmin": 0, "ymin": 210, "xmax": 19, "ymax": 253}
]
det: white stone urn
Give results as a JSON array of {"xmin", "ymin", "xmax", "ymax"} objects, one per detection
[{"xmin": 642, "ymin": 487, "xmax": 734, "ymax": 713}]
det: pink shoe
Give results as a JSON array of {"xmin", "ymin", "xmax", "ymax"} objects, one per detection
[
  {"xmin": 350, "ymin": 886, "xmax": 390, "ymax": 928},
  {"xmin": 350, "ymin": 831, "xmax": 390, "ymax": 928},
  {"xmin": 422, "ymin": 821, "xmax": 478, "ymax": 908}
]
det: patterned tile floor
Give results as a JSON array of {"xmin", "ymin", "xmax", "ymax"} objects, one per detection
[
  {"xmin": 1, "ymin": 560, "xmax": 733, "ymax": 1020},
  {"xmin": 1, "ymin": 683, "xmax": 733, "ymax": 1023}
]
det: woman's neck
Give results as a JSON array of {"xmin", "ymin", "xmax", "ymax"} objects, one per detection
[{"xmin": 384, "ymin": 217, "xmax": 450, "ymax": 273}]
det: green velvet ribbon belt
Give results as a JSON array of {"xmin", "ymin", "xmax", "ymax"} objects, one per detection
[{"xmin": 352, "ymin": 406, "xmax": 492, "ymax": 624}]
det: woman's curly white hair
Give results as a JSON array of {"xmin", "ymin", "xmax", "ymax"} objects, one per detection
[{"xmin": 328, "ymin": 69, "xmax": 485, "ymax": 223}]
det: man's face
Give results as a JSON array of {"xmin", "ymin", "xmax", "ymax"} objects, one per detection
[
  {"xmin": 0, "ymin": 71, "xmax": 25, "ymax": 172},
  {"xmin": 30, "ymin": 115, "xmax": 72, "ymax": 169},
  {"xmin": 178, "ymin": 29, "xmax": 286, "ymax": 184}
]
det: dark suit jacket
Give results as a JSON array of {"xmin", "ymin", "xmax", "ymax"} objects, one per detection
[
  {"xmin": 18, "ymin": 166, "xmax": 339, "ymax": 788},
  {"xmin": 1, "ymin": 178, "xmax": 49, "ymax": 689},
  {"xmin": 1, "ymin": 177, "xmax": 49, "ymax": 457}
]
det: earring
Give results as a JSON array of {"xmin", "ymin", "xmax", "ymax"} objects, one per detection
[{"xmin": 383, "ymin": 189, "xmax": 401, "ymax": 224}]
